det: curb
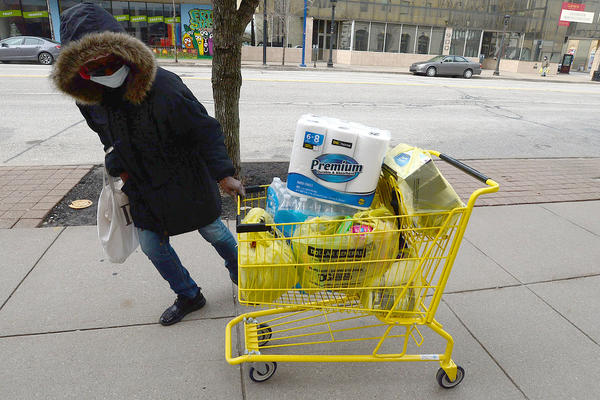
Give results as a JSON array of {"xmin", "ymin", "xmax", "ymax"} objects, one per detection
[{"xmin": 155, "ymin": 60, "xmax": 597, "ymax": 85}]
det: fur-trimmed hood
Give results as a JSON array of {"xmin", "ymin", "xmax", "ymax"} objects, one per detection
[{"xmin": 51, "ymin": 2, "xmax": 156, "ymax": 105}]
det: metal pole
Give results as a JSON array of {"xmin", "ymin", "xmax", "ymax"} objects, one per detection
[
  {"xmin": 494, "ymin": 15, "xmax": 510, "ymax": 76},
  {"xmin": 263, "ymin": 0, "xmax": 267, "ymax": 66},
  {"xmin": 172, "ymin": 0, "xmax": 178, "ymax": 63},
  {"xmin": 327, "ymin": 0, "xmax": 337, "ymax": 68},
  {"xmin": 300, "ymin": 0, "xmax": 307, "ymax": 67}
]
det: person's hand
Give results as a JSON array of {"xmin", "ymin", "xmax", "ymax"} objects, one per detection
[{"xmin": 219, "ymin": 176, "xmax": 245, "ymax": 197}]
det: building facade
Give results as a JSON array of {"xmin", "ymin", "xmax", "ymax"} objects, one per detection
[{"xmin": 2, "ymin": 0, "xmax": 600, "ymax": 72}]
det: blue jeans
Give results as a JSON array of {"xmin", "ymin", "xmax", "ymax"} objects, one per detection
[{"xmin": 138, "ymin": 218, "xmax": 238, "ymax": 299}]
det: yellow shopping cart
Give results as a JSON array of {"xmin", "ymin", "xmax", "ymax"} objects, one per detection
[{"xmin": 225, "ymin": 151, "xmax": 498, "ymax": 388}]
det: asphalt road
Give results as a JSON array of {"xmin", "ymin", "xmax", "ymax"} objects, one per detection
[{"xmin": 1, "ymin": 63, "xmax": 599, "ymax": 166}]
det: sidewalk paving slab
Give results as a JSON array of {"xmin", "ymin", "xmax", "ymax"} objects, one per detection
[
  {"xmin": 0, "ymin": 319, "xmax": 242, "ymax": 400},
  {"xmin": 445, "ymin": 238, "xmax": 520, "ymax": 293},
  {"xmin": 445, "ymin": 286, "xmax": 600, "ymax": 400},
  {"xmin": 528, "ymin": 276, "xmax": 600, "ymax": 344},
  {"xmin": 540, "ymin": 201, "xmax": 600, "ymax": 236},
  {"xmin": 464, "ymin": 204, "xmax": 600, "ymax": 283},
  {"xmin": 0, "ymin": 226, "xmax": 236, "ymax": 336},
  {"xmin": 241, "ymin": 303, "xmax": 525, "ymax": 400},
  {"xmin": 0, "ymin": 227, "xmax": 62, "ymax": 306}
]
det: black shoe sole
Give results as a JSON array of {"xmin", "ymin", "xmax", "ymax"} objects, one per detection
[{"xmin": 159, "ymin": 296, "xmax": 206, "ymax": 326}]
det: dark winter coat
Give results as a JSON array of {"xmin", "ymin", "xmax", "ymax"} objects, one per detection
[{"xmin": 51, "ymin": 2, "xmax": 234, "ymax": 236}]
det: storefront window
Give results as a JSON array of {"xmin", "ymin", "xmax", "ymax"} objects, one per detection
[
  {"xmin": 0, "ymin": 0, "xmax": 25, "ymax": 39},
  {"xmin": 147, "ymin": 2, "xmax": 166, "ymax": 47},
  {"xmin": 519, "ymin": 32, "xmax": 535, "ymax": 61},
  {"xmin": 430, "ymin": 27, "xmax": 444, "ymax": 55},
  {"xmin": 112, "ymin": 1, "xmax": 130, "ymax": 31},
  {"xmin": 450, "ymin": 29, "xmax": 466, "ymax": 56},
  {"xmin": 353, "ymin": 21, "xmax": 369, "ymax": 51},
  {"xmin": 128, "ymin": 1, "xmax": 147, "ymax": 43},
  {"xmin": 465, "ymin": 29, "xmax": 482, "ymax": 57},
  {"xmin": 400, "ymin": 25, "xmax": 416, "ymax": 53},
  {"xmin": 416, "ymin": 26, "xmax": 430, "ymax": 54},
  {"xmin": 385, "ymin": 23, "xmax": 401, "ymax": 53},
  {"xmin": 505, "ymin": 32, "xmax": 521, "ymax": 60},
  {"xmin": 21, "ymin": 0, "xmax": 51, "ymax": 38},
  {"xmin": 338, "ymin": 20, "xmax": 352, "ymax": 50},
  {"xmin": 369, "ymin": 22, "xmax": 385, "ymax": 52}
]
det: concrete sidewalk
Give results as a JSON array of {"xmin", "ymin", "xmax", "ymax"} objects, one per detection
[
  {"xmin": 157, "ymin": 58, "xmax": 599, "ymax": 84},
  {"xmin": 2, "ymin": 201, "xmax": 600, "ymax": 399}
]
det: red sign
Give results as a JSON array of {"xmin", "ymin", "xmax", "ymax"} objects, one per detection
[{"xmin": 559, "ymin": 2, "xmax": 586, "ymax": 27}]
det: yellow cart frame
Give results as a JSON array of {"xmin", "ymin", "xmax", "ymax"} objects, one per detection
[{"xmin": 226, "ymin": 151, "xmax": 499, "ymax": 387}]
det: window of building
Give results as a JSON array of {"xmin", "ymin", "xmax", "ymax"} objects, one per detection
[
  {"xmin": 353, "ymin": 21, "xmax": 369, "ymax": 51},
  {"xmin": 430, "ymin": 27, "xmax": 444, "ymax": 55},
  {"xmin": 464, "ymin": 29, "xmax": 482, "ymax": 57},
  {"xmin": 416, "ymin": 26, "xmax": 431, "ymax": 54},
  {"xmin": 385, "ymin": 24, "xmax": 401, "ymax": 53},
  {"xmin": 450, "ymin": 29, "xmax": 466, "ymax": 56},
  {"xmin": 519, "ymin": 32, "xmax": 535, "ymax": 61},
  {"xmin": 504, "ymin": 32, "xmax": 521, "ymax": 60},
  {"xmin": 338, "ymin": 21, "xmax": 352, "ymax": 50},
  {"xmin": 400, "ymin": 25, "xmax": 416, "ymax": 53},
  {"xmin": 369, "ymin": 22, "xmax": 385, "ymax": 52},
  {"xmin": 147, "ymin": 2, "xmax": 166, "ymax": 47},
  {"xmin": 128, "ymin": 1, "xmax": 148, "ymax": 43},
  {"xmin": 111, "ymin": 1, "xmax": 130, "ymax": 31}
]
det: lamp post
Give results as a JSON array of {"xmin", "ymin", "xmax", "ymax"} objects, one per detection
[
  {"xmin": 263, "ymin": 0, "xmax": 267, "ymax": 65},
  {"xmin": 172, "ymin": 0, "xmax": 177, "ymax": 63},
  {"xmin": 493, "ymin": 14, "xmax": 510, "ymax": 76},
  {"xmin": 327, "ymin": 0, "xmax": 337, "ymax": 68},
  {"xmin": 300, "ymin": 0, "xmax": 307, "ymax": 67}
]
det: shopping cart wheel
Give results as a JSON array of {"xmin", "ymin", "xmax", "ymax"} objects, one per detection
[
  {"xmin": 258, "ymin": 323, "xmax": 272, "ymax": 347},
  {"xmin": 249, "ymin": 362, "xmax": 277, "ymax": 382},
  {"xmin": 436, "ymin": 366, "xmax": 465, "ymax": 389}
]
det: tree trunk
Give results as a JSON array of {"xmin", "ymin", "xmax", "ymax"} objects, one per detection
[{"xmin": 212, "ymin": 0, "xmax": 259, "ymax": 178}]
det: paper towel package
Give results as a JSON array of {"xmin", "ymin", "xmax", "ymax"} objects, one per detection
[{"xmin": 287, "ymin": 114, "xmax": 391, "ymax": 209}]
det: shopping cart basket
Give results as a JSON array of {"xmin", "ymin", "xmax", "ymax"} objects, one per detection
[{"xmin": 225, "ymin": 151, "xmax": 499, "ymax": 387}]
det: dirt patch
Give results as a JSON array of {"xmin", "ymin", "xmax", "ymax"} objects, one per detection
[{"xmin": 42, "ymin": 162, "xmax": 290, "ymax": 227}]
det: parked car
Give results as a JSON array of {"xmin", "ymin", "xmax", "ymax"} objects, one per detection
[
  {"xmin": 410, "ymin": 55, "xmax": 482, "ymax": 79},
  {"xmin": 0, "ymin": 36, "xmax": 61, "ymax": 65}
]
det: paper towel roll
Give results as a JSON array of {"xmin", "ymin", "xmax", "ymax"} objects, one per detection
[
  {"xmin": 319, "ymin": 122, "xmax": 358, "ymax": 191},
  {"xmin": 288, "ymin": 115, "xmax": 328, "ymax": 179},
  {"xmin": 345, "ymin": 128, "xmax": 391, "ymax": 195}
]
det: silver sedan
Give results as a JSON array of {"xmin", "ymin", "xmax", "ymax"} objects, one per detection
[
  {"xmin": 410, "ymin": 55, "xmax": 482, "ymax": 79},
  {"xmin": 0, "ymin": 36, "xmax": 61, "ymax": 65}
]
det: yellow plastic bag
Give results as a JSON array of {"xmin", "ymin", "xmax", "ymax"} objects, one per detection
[
  {"xmin": 238, "ymin": 208, "xmax": 298, "ymax": 303},
  {"xmin": 292, "ymin": 207, "xmax": 399, "ymax": 291},
  {"xmin": 382, "ymin": 144, "xmax": 464, "ymax": 235},
  {"xmin": 360, "ymin": 247, "xmax": 422, "ymax": 318}
]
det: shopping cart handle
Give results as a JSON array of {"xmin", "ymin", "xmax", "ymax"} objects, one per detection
[
  {"xmin": 438, "ymin": 153, "xmax": 491, "ymax": 184},
  {"xmin": 243, "ymin": 185, "xmax": 265, "ymax": 194}
]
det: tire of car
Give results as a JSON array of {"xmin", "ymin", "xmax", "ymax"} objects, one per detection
[
  {"xmin": 38, "ymin": 52, "xmax": 54, "ymax": 65},
  {"xmin": 463, "ymin": 69, "xmax": 473, "ymax": 79},
  {"xmin": 426, "ymin": 66, "xmax": 437, "ymax": 77}
]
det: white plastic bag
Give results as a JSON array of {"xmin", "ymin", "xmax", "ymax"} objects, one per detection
[{"xmin": 97, "ymin": 168, "xmax": 139, "ymax": 263}]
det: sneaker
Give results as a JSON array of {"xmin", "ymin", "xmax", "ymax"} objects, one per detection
[{"xmin": 159, "ymin": 290, "xmax": 206, "ymax": 326}]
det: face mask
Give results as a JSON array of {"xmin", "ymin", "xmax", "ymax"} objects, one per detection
[{"xmin": 90, "ymin": 64, "xmax": 130, "ymax": 88}]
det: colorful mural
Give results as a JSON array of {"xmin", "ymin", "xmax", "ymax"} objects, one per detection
[{"xmin": 180, "ymin": 4, "xmax": 213, "ymax": 58}]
